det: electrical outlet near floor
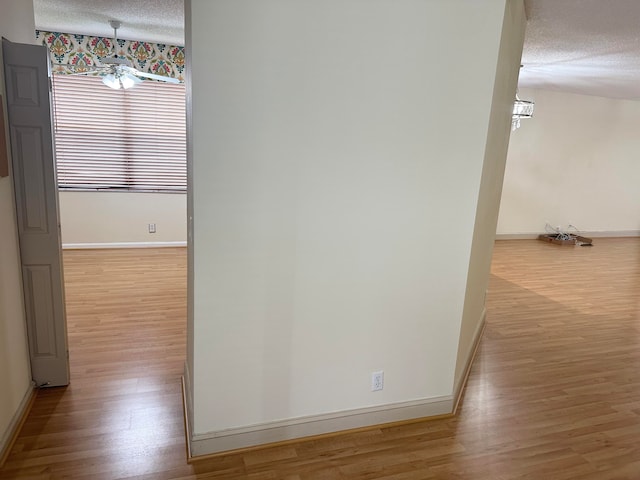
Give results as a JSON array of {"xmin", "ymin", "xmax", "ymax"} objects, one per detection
[
  {"xmin": 371, "ymin": 371, "xmax": 384, "ymax": 391},
  {"xmin": 148, "ymin": 223, "xmax": 156, "ymax": 233}
]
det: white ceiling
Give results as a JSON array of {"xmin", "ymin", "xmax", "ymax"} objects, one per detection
[
  {"xmin": 33, "ymin": 0, "xmax": 185, "ymax": 46},
  {"xmin": 521, "ymin": 0, "xmax": 640, "ymax": 99},
  {"xmin": 33, "ymin": 0, "xmax": 640, "ymax": 101}
]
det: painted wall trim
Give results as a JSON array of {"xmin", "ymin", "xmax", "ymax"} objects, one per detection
[
  {"xmin": 0, "ymin": 385, "xmax": 35, "ymax": 467},
  {"xmin": 181, "ymin": 374, "xmax": 193, "ymax": 461},
  {"xmin": 182, "ymin": 364, "xmax": 194, "ymax": 450},
  {"xmin": 452, "ymin": 309, "xmax": 486, "ymax": 414},
  {"xmin": 62, "ymin": 241, "xmax": 187, "ymax": 250},
  {"xmin": 188, "ymin": 395, "xmax": 453, "ymax": 457},
  {"xmin": 496, "ymin": 231, "xmax": 640, "ymax": 240}
]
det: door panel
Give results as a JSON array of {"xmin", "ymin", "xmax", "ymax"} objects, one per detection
[
  {"xmin": 13, "ymin": 126, "xmax": 49, "ymax": 232},
  {"xmin": 23, "ymin": 265, "xmax": 57, "ymax": 356},
  {"xmin": 2, "ymin": 37, "xmax": 69, "ymax": 387}
]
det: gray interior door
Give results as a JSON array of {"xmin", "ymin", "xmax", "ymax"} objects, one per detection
[{"xmin": 2, "ymin": 38, "xmax": 69, "ymax": 387}]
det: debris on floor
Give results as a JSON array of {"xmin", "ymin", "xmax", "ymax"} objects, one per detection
[{"xmin": 537, "ymin": 234, "xmax": 593, "ymax": 246}]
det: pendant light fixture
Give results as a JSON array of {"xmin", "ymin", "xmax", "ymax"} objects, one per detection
[{"xmin": 512, "ymin": 65, "xmax": 534, "ymax": 131}]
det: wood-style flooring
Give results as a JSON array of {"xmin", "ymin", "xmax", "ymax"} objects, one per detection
[{"xmin": 1, "ymin": 238, "xmax": 640, "ymax": 479}]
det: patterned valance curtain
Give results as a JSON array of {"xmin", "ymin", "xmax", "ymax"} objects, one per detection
[{"xmin": 36, "ymin": 30, "xmax": 185, "ymax": 82}]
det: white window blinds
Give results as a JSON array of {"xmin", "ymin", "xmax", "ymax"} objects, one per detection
[{"xmin": 51, "ymin": 74, "xmax": 186, "ymax": 192}]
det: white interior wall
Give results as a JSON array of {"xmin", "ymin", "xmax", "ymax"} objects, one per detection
[
  {"xmin": 498, "ymin": 88, "xmax": 640, "ymax": 236},
  {"xmin": 188, "ymin": 0, "xmax": 518, "ymax": 454},
  {"xmin": 455, "ymin": 0, "xmax": 525, "ymax": 387},
  {"xmin": 0, "ymin": 0, "xmax": 36, "ymax": 454},
  {"xmin": 59, "ymin": 191, "xmax": 186, "ymax": 246}
]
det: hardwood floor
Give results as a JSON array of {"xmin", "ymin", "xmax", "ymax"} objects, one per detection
[
  {"xmin": 1, "ymin": 239, "xmax": 640, "ymax": 479},
  {"xmin": 1, "ymin": 248, "xmax": 188, "ymax": 480}
]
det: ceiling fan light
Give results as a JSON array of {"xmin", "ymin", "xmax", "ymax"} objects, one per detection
[
  {"xmin": 129, "ymin": 73, "xmax": 143, "ymax": 85},
  {"xmin": 120, "ymin": 73, "xmax": 138, "ymax": 89},
  {"xmin": 102, "ymin": 73, "xmax": 120, "ymax": 89}
]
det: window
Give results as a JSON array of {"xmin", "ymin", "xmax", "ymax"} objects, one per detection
[{"xmin": 51, "ymin": 74, "xmax": 186, "ymax": 192}]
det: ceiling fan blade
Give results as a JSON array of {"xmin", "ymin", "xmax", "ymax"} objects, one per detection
[
  {"xmin": 122, "ymin": 66, "xmax": 180, "ymax": 84},
  {"xmin": 134, "ymin": 71, "xmax": 181, "ymax": 84}
]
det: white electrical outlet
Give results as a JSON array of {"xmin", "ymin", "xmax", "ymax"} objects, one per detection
[
  {"xmin": 148, "ymin": 223, "xmax": 156, "ymax": 233},
  {"xmin": 371, "ymin": 371, "xmax": 384, "ymax": 391}
]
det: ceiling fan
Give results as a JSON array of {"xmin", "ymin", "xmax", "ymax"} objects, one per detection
[{"xmin": 82, "ymin": 20, "xmax": 180, "ymax": 90}]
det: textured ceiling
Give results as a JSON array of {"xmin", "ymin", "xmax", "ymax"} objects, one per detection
[
  {"xmin": 32, "ymin": 0, "xmax": 640, "ymax": 100},
  {"xmin": 33, "ymin": 0, "xmax": 184, "ymax": 45},
  {"xmin": 520, "ymin": 0, "xmax": 640, "ymax": 99}
]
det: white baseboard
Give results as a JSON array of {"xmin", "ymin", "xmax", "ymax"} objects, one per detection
[
  {"xmin": 452, "ymin": 308, "xmax": 486, "ymax": 413},
  {"xmin": 573, "ymin": 230, "xmax": 640, "ymax": 238},
  {"xmin": 495, "ymin": 233, "xmax": 538, "ymax": 240},
  {"xmin": 0, "ymin": 385, "xmax": 35, "ymax": 466},
  {"xmin": 62, "ymin": 241, "xmax": 187, "ymax": 250},
  {"xmin": 182, "ymin": 365, "xmax": 194, "ymax": 459},
  {"xmin": 496, "ymin": 230, "xmax": 640, "ymax": 240},
  {"xmin": 187, "ymin": 395, "xmax": 453, "ymax": 457}
]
